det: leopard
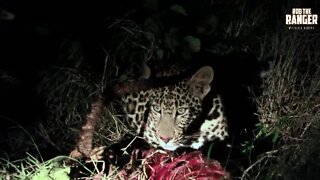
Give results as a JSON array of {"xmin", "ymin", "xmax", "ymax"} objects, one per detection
[{"xmin": 122, "ymin": 65, "xmax": 228, "ymax": 151}]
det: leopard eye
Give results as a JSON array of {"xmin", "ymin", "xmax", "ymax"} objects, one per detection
[
  {"xmin": 152, "ymin": 104, "xmax": 161, "ymax": 112},
  {"xmin": 177, "ymin": 107, "xmax": 187, "ymax": 115}
]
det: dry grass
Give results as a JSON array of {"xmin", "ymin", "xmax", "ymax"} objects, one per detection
[
  {"xmin": 257, "ymin": 32, "xmax": 320, "ymax": 133},
  {"xmin": 242, "ymin": 30, "xmax": 320, "ymax": 179},
  {"xmin": 93, "ymin": 103, "xmax": 132, "ymax": 147},
  {"xmin": 38, "ymin": 65, "xmax": 101, "ymax": 151},
  {"xmin": 33, "ymin": 19, "xmax": 157, "ymax": 158},
  {"xmin": 2, "ymin": 1, "xmax": 319, "ymax": 179}
]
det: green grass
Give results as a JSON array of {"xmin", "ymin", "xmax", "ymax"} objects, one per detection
[{"xmin": 1, "ymin": 154, "xmax": 71, "ymax": 180}]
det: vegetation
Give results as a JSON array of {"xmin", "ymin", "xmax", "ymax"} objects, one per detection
[
  {"xmin": 245, "ymin": 31, "xmax": 320, "ymax": 179},
  {"xmin": 0, "ymin": 0, "xmax": 319, "ymax": 179}
]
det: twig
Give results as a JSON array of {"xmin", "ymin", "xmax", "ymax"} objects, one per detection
[{"xmin": 241, "ymin": 149, "xmax": 278, "ymax": 180}]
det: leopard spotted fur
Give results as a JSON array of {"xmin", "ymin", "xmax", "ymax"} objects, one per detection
[{"xmin": 122, "ymin": 66, "xmax": 228, "ymax": 151}]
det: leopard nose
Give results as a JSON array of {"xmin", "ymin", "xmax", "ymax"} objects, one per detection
[{"xmin": 159, "ymin": 135, "xmax": 172, "ymax": 143}]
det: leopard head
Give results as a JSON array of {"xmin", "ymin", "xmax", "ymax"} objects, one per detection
[{"xmin": 144, "ymin": 66, "xmax": 214, "ymax": 151}]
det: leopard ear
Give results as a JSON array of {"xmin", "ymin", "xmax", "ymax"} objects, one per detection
[{"xmin": 188, "ymin": 66, "xmax": 214, "ymax": 99}]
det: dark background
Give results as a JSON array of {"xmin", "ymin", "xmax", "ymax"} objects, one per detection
[{"xmin": 0, "ymin": 0, "xmax": 319, "ymax": 177}]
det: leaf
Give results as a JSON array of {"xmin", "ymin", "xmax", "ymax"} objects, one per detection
[
  {"xmin": 31, "ymin": 168, "xmax": 50, "ymax": 180},
  {"xmin": 196, "ymin": 14, "xmax": 219, "ymax": 34},
  {"xmin": 272, "ymin": 128, "xmax": 280, "ymax": 143},
  {"xmin": 165, "ymin": 27, "xmax": 180, "ymax": 52},
  {"xmin": 50, "ymin": 167, "xmax": 71, "ymax": 180},
  {"xmin": 170, "ymin": 4, "xmax": 187, "ymax": 16},
  {"xmin": 206, "ymin": 143, "xmax": 214, "ymax": 162},
  {"xmin": 184, "ymin": 35, "xmax": 201, "ymax": 53},
  {"xmin": 145, "ymin": 32, "xmax": 155, "ymax": 41},
  {"xmin": 156, "ymin": 48, "xmax": 164, "ymax": 60}
]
